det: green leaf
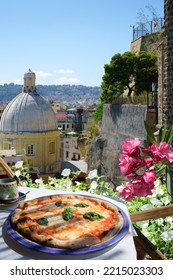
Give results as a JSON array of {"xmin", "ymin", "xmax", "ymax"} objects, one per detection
[
  {"xmin": 144, "ymin": 121, "xmax": 155, "ymax": 144},
  {"xmin": 165, "ymin": 126, "xmax": 173, "ymax": 144},
  {"xmin": 63, "ymin": 212, "xmax": 74, "ymax": 221},
  {"xmin": 159, "ymin": 125, "xmax": 167, "ymax": 142},
  {"xmin": 36, "ymin": 217, "xmax": 48, "ymax": 226},
  {"xmin": 63, "ymin": 207, "xmax": 74, "ymax": 221},
  {"xmin": 83, "ymin": 212, "xmax": 104, "ymax": 220},
  {"xmin": 55, "ymin": 201, "xmax": 62, "ymax": 207},
  {"xmin": 155, "ymin": 164, "xmax": 167, "ymax": 178},
  {"xmin": 74, "ymin": 203, "xmax": 89, "ymax": 207}
]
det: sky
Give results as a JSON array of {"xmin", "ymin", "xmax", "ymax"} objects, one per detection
[{"xmin": 0, "ymin": 0, "xmax": 164, "ymax": 87}]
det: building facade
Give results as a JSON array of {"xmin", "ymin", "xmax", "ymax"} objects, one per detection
[{"xmin": 0, "ymin": 70, "xmax": 60, "ymax": 175}]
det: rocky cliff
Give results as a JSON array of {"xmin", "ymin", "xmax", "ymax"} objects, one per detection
[{"xmin": 89, "ymin": 104, "xmax": 149, "ymax": 188}]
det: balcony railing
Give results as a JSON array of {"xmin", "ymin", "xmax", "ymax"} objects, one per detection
[{"xmin": 132, "ymin": 18, "xmax": 164, "ymax": 41}]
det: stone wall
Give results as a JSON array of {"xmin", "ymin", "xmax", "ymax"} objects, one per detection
[
  {"xmin": 130, "ymin": 32, "xmax": 161, "ymax": 55},
  {"xmin": 157, "ymin": 29, "xmax": 164, "ymax": 127},
  {"xmin": 162, "ymin": 0, "xmax": 173, "ymax": 125},
  {"xmin": 89, "ymin": 104, "xmax": 148, "ymax": 187}
]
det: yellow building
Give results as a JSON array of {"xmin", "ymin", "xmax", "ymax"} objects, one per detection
[{"xmin": 0, "ymin": 69, "xmax": 60, "ymax": 175}]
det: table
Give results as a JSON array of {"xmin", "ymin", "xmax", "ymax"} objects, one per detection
[{"xmin": 0, "ymin": 187, "xmax": 137, "ymax": 260}]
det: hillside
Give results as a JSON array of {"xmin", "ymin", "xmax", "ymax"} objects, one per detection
[{"xmin": 0, "ymin": 84, "xmax": 101, "ymax": 106}]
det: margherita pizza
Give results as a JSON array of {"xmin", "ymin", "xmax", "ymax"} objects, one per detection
[{"xmin": 11, "ymin": 194, "xmax": 124, "ymax": 249}]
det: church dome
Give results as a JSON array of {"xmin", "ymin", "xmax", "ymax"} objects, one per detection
[{"xmin": 0, "ymin": 70, "xmax": 57, "ymax": 133}]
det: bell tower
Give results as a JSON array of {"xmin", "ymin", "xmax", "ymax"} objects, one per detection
[{"xmin": 23, "ymin": 69, "xmax": 36, "ymax": 92}]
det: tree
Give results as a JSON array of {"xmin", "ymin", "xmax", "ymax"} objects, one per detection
[
  {"xmin": 137, "ymin": 5, "xmax": 162, "ymax": 32},
  {"xmin": 100, "ymin": 51, "xmax": 158, "ymax": 104},
  {"xmin": 94, "ymin": 103, "xmax": 104, "ymax": 121}
]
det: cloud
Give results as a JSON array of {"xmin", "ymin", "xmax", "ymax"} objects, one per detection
[
  {"xmin": 14, "ymin": 78, "xmax": 23, "ymax": 84},
  {"xmin": 35, "ymin": 70, "xmax": 52, "ymax": 78},
  {"xmin": 55, "ymin": 77, "xmax": 83, "ymax": 85},
  {"xmin": 57, "ymin": 69, "xmax": 75, "ymax": 75},
  {"xmin": 55, "ymin": 68, "xmax": 83, "ymax": 85}
]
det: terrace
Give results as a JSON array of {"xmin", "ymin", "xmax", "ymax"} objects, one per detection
[{"xmin": 132, "ymin": 18, "xmax": 164, "ymax": 41}]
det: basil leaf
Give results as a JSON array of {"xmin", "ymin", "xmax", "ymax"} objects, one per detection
[
  {"xmin": 63, "ymin": 207, "xmax": 74, "ymax": 221},
  {"xmin": 63, "ymin": 212, "xmax": 74, "ymax": 221},
  {"xmin": 74, "ymin": 203, "xmax": 89, "ymax": 207},
  {"xmin": 36, "ymin": 217, "xmax": 48, "ymax": 226},
  {"xmin": 83, "ymin": 212, "xmax": 104, "ymax": 220},
  {"xmin": 55, "ymin": 201, "xmax": 62, "ymax": 207}
]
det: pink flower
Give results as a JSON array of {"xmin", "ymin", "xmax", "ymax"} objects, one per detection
[
  {"xmin": 119, "ymin": 154, "xmax": 141, "ymax": 176},
  {"xmin": 118, "ymin": 137, "xmax": 173, "ymax": 201},
  {"xmin": 144, "ymin": 157, "xmax": 153, "ymax": 168},
  {"xmin": 121, "ymin": 138, "xmax": 140, "ymax": 156},
  {"xmin": 133, "ymin": 179, "xmax": 154, "ymax": 197},
  {"xmin": 142, "ymin": 147, "xmax": 151, "ymax": 154},
  {"xmin": 143, "ymin": 170, "xmax": 156, "ymax": 185},
  {"xmin": 118, "ymin": 179, "xmax": 154, "ymax": 201},
  {"xmin": 151, "ymin": 142, "xmax": 173, "ymax": 163},
  {"xmin": 118, "ymin": 183, "xmax": 135, "ymax": 201}
]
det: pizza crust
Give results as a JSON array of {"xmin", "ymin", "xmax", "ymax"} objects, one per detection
[{"xmin": 11, "ymin": 194, "xmax": 124, "ymax": 249}]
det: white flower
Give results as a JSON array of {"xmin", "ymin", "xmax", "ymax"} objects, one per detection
[
  {"xmin": 35, "ymin": 178, "xmax": 43, "ymax": 184},
  {"xmin": 165, "ymin": 217, "xmax": 173, "ymax": 226},
  {"xmin": 161, "ymin": 197, "xmax": 170, "ymax": 205},
  {"xmin": 101, "ymin": 191, "xmax": 109, "ymax": 196},
  {"xmin": 35, "ymin": 178, "xmax": 45, "ymax": 188},
  {"xmin": 61, "ymin": 168, "xmax": 71, "ymax": 177},
  {"xmin": 15, "ymin": 161, "xmax": 23, "ymax": 169},
  {"xmin": 22, "ymin": 181, "xmax": 27, "ymax": 187},
  {"xmin": 149, "ymin": 165, "xmax": 155, "ymax": 170},
  {"xmin": 161, "ymin": 231, "xmax": 173, "ymax": 242},
  {"xmin": 155, "ymin": 218, "xmax": 164, "ymax": 226},
  {"xmin": 154, "ymin": 179, "xmax": 162, "ymax": 188},
  {"xmin": 49, "ymin": 180, "xmax": 54, "ymax": 185},
  {"xmin": 87, "ymin": 169, "xmax": 98, "ymax": 180},
  {"xmin": 155, "ymin": 187, "xmax": 164, "ymax": 195},
  {"xmin": 151, "ymin": 182, "xmax": 164, "ymax": 197},
  {"xmin": 65, "ymin": 180, "xmax": 73, "ymax": 188},
  {"xmin": 140, "ymin": 204, "xmax": 153, "ymax": 210},
  {"xmin": 116, "ymin": 185, "xmax": 124, "ymax": 192},
  {"xmin": 151, "ymin": 188, "xmax": 164, "ymax": 197},
  {"xmin": 136, "ymin": 220, "xmax": 149, "ymax": 229},
  {"xmin": 75, "ymin": 181, "xmax": 82, "ymax": 186},
  {"xmin": 14, "ymin": 170, "xmax": 21, "ymax": 178},
  {"xmin": 150, "ymin": 198, "xmax": 163, "ymax": 207},
  {"xmin": 88, "ymin": 180, "xmax": 98, "ymax": 192},
  {"xmin": 151, "ymin": 179, "xmax": 164, "ymax": 196}
]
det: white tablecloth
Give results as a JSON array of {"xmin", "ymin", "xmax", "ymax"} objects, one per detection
[{"xmin": 0, "ymin": 187, "xmax": 137, "ymax": 260}]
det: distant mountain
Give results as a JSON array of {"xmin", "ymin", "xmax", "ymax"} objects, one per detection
[{"xmin": 0, "ymin": 84, "xmax": 101, "ymax": 106}]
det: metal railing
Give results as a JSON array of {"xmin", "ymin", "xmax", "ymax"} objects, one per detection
[{"xmin": 132, "ymin": 18, "xmax": 164, "ymax": 41}]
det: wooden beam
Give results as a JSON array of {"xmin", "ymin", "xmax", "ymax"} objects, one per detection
[
  {"xmin": 0, "ymin": 157, "xmax": 22, "ymax": 185},
  {"xmin": 133, "ymin": 227, "xmax": 167, "ymax": 260},
  {"xmin": 130, "ymin": 204, "xmax": 173, "ymax": 222}
]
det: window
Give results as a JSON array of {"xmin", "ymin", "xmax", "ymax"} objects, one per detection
[
  {"xmin": 27, "ymin": 144, "xmax": 34, "ymax": 155},
  {"xmin": 72, "ymin": 140, "xmax": 75, "ymax": 148},
  {"xmin": 65, "ymin": 141, "xmax": 69, "ymax": 148},
  {"xmin": 49, "ymin": 142, "xmax": 55, "ymax": 154}
]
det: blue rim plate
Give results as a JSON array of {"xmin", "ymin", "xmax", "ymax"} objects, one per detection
[{"xmin": 5, "ymin": 194, "xmax": 130, "ymax": 255}]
